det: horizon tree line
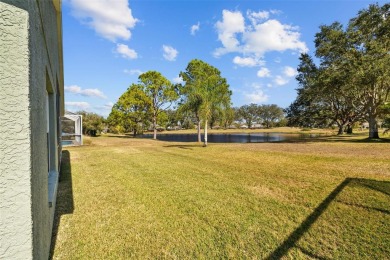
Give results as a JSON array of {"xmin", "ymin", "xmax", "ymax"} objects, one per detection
[
  {"xmin": 74, "ymin": 3, "xmax": 389, "ymax": 140},
  {"xmin": 104, "ymin": 59, "xmax": 286, "ymax": 145}
]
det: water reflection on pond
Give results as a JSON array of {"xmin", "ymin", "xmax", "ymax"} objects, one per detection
[{"xmin": 141, "ymin": 133, "xmax": 321, "ymax": 143}]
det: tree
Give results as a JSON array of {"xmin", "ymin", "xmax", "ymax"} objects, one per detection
[
  {"xmin": 287, "ymin": 3, "xmax": 389, "ymax": 138},
  {"xmin": 315, "ymin": 24, "xmax": 365, "ymax": 134},
  {"xmin": 347, "ymin": 3, "xmax": 390, "ymax": 138},
  {"xmin": 180, "ymin": 59, "xmax": 231, "ymax": 146},
  {"xmin": 237, "ymin": 104, "xmax": 258, "ymax": 128},
  {"xmin": 139, "ymin": 71, "xmax": 179, "ymax": 139},
  {"xmin": 76, "ymin": 111, "xmax": 105, "ymax": 136},
  {"xmin": 285, "ymin": 54, "xmax": 330, "ymax": 128},
  {"xmin": 258, "ymin": 104, "xmax": 285, "ymax": 128},
  {"xmin": 285, "ymin": 96, "xmax": 319, "ymax": 128},
  {"xmin": 179, "ymin": 109, "xmax": 196, "ymax": 130},
  {"xmin": 220, "ymin": 106, "xmax": 235, "ymax": 129},
  {"xmin": 157, "ymin": 111, "xmax": 169, "ymax": 130},
  {"xmin": 177, "ymin": 92, "xmax": 203, "ymax": 141},
  {"xmin": 379, "ymin": 102, "xmax": 390, "ymax": 132},
  {"xmin": 164, "ymin": 109, "xmax": 178, "ymax": 130},
  {"xmin": 108, "ymin": 84, "xmax": 151, "ymax": 136}
]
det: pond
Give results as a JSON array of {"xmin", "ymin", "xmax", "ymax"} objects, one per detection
[{"xmin": 141, "ymin": 133, "xmax": 321, "ymax": 143}]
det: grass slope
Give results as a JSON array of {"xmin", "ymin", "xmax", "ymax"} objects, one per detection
[{"xmin": 52, "ymin": 135, "xmax": 390, "ymax": 259}]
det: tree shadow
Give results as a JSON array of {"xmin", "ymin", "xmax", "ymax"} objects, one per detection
[
  {"xmin": 266, "ymin": 178, "xmax": 390, "ymax": 259},
  {"xmin": 327, "ymin": 136, "xmax": 390, "ymax": 143},
  {"xmin": 49, "ymin": 150, "xmax": 74, "ymax": 259},
  {"xmin": 163, "ymin": 144, "xmax": 203, "ymax": 150},
  {"xmin": 107, "ymin": 136, "xmax": 132, "ymax": 139},
  {"xmin": 106, "ymin": 134, "xmax": 136, "ymax": 138},
  {"xmin": 273, "ymin": 135, "xmax": 390, "ymax": 144}
]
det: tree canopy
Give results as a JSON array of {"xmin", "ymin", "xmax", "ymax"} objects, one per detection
[
  {"xmin": 180, "ymin": 59, "xmax": 232, "ymax": 146},
  {"xmin": 76, "ymin": 111, "xmax": 105, "ymax": 136},
  {"xmin": 286, "ymin": 3, "xmax": 390, "ymax": 138},
  {"xmin": 139, "ymin": 71, "xmax": 179, "ymax": 139},
  {"xmin": 107, "ymin": 84, "xmax": 151, "ymax": 136}
]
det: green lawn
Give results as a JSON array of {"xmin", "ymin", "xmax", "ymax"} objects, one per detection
[{"xmin": 52, "ymin": 135, "xmax": 390, "ymax": 259}]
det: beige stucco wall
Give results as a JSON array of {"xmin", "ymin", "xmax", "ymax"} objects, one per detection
[
  {"xmin": 0, "ymin": 0, "xmax": 64, "ymax": 259},
  {"xmin": 0, "ymin": 2, "xmax": 33, "ymax": 258}
]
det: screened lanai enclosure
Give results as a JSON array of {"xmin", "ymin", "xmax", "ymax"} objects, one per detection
[{"xmin": 61, "ymin": 111, "xmax": 82, "ymax": 146}]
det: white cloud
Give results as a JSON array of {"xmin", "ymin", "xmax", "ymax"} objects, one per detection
[
  {"xmin": 65, "ymin": 101, "xmax": 90, "ymax": 110},
  {"xmin": 270, "ymin": 9, "xmax": 282, "ymax": 15},
  {"xmin": 274, "ymin": 75, "xmax": 289, "ymax": 86},
  {"xmin": 124, "ymin": 69, "xmax": 143, "ymax": 75},
  {"xmin": 244, "ymin": 90, "xmax": 269, "ymax": 103},
  {"xmin": 172, "ymin": 76, "xmax": 184, "ymax": 84},
  {"xmin": 162, "ymin": 45, "xmax": 178, "ymax": 61},
  {"xmin": 233, "ymin": 56, "xmax": 264, "ymax": 67},
  {"xmin": 191, "ymin": 22, "xmax": 200, "ymax": 35},
  {"xmin": 257, "ymin": 67, "xmax": 271, "ymax": 78},
  {"xmin": 65, "ymin": 85, "xmax": 107, "ymax": 99},
  {"xmin": 214, "ymin": 9, "xmax": 308, "ymax": 58},
  {"xmin": 69, "ymin": 0, "xmax": 138, "ymax": 42},
  {"xmin": 82, "ymin": 89, "xmax": 107, "ymax": 99},
  {"xmin": 105, "ymin": 102, "xmax": 114, "ymax": 108},
  {"xmin": 283, "ymin": 66, "xmax": 297, "ymax": 77},
  {"xmin": 214, "ymin": 10, "xmax": 245, "ymax": 57},
  {"xmin": 247, "ymin": 10, "xmax": 269, "ymax": 25},
  {"xmin": 93, "ymin": 102, "xmax": 115, "ymax": 116},
  {"xmin": 242, "ymin": 20, "xmax": 308, "ymax": 55},
  {"xmin": 98, "ymin": 102, "xmax": 114, "ymax": 110},
  {"xmin": 116, "ymin": 44, "xmax": 138, "ymax": 59}
]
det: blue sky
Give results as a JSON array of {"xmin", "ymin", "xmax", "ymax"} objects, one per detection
[{"xmin": 63, "ymin": 0, "xmax": 386, "ymax": 117}]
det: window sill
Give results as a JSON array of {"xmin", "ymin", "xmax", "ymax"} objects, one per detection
[{"xmin": 48, "ymin": 170, "xmax": 59, "ymax": 208}]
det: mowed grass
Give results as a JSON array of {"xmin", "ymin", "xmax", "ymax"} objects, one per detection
[{"xmin": 52, "ymin": 135, "xmax": 390, "ymax": 259}]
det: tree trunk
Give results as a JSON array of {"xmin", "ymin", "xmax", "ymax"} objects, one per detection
[
  {"xmin": 368, "ymin": 115, "xmax": 379, "ymax": 139},
  {"xmin": 337, "ymin": 126, "xmax": 344, "ymax": 135},
  {"xmin": 346, "ymin": 124, "xmax": 353, "ymax": 134},
  {"xmin": 204, "ymin": 119, "xmax": 208, "ymax": 147},
  {"xmin": 153, "ymin": 113, "xmax": 157, "ymax": 140},
  {"xmin": 197, "ymin": 119, "xmax": 201, "ymax": 143},
  {"xmin": 336, "ymin": 121, "xmax": 346, "ymax": 135},
  {"xmin": 133, "ymin": 128, "xmax": 137, "ymax": 137}
]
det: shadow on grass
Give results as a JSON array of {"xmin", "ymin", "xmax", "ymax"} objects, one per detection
[
  {"xmin": 273, "ymin": 134, "xmax": 390, "ymax": 144},
  {"xmin": 266, "ymin": 178, "xmax": 390, "ymax": 259},
  {"xmin": 106, "ymin": 134, "xmax": 135, "ymax": 138},
  {"xmin": 49, "ymin": 150, "xmax": 74, "ymax": 259},
  {"xmin": 322, "ymin": 136, "xmax": 390, "ymax": 143},
  {"xmin": 163, "ymin": 144, "xmax": 203, "ymax": 150}
]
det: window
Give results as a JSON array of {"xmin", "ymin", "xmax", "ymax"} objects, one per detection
[{"xmin": 46, "ymin": 72, "xmax": 59, "ymax": 207}]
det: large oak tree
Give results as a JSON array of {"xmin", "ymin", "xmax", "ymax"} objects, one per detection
[{"xmin": 287, "ymin": 3, "xmax": 389, "ymax": 138}]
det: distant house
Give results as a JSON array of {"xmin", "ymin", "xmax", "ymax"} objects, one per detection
[
  {"xmin": 361, "ymin": 122, "xmax": 369, "ymax": 129},
  {"xmin": 0, "ymin": 0, "xmax": 64, "ymax": 259},
  {"xmin": 252, "ymin": 123, "xmax": 263, "ymax": 129}
]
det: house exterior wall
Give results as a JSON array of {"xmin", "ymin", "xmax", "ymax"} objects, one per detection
[{"xmin": 0, "ymin": 1, "xmax": 64, "ymax": 259}]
